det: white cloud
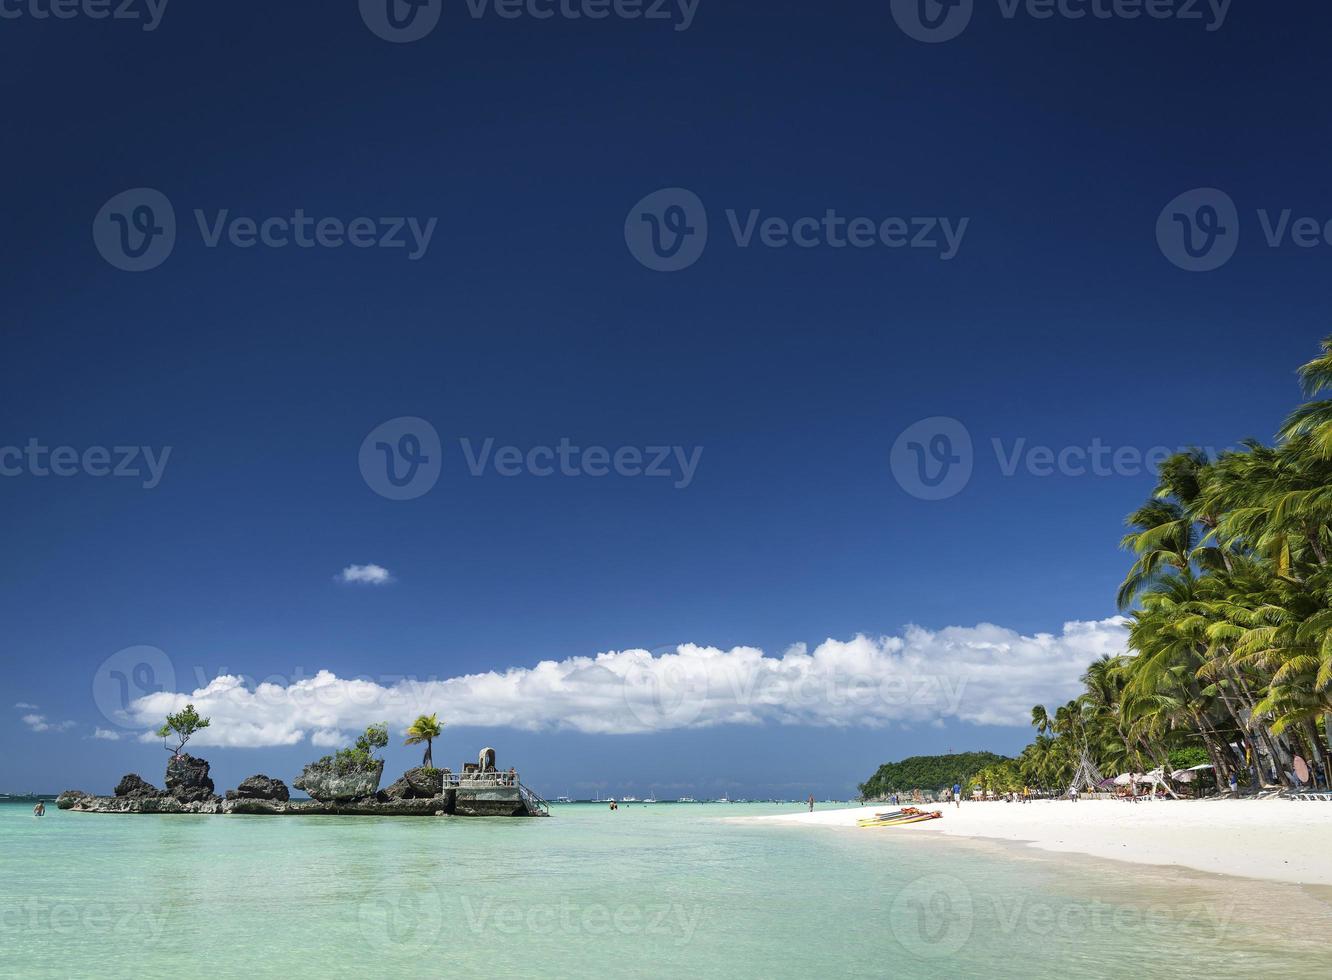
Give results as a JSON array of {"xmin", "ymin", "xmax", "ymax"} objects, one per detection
[
  {"xmin": 22, "ymin": 713, "xmax": 76, "ymax": 733},
  {"xmin": 90, "ymin": 728, "xmax": 122, "ymax": 741},
  {"xmin": 338, "ymin": 564, "xmax": 392, "ymax": 585},
  {"xmin": 14, "ymin": 702, "xmax": 37, "ymax": 709},
  {"xmin": 115, "ymin": 619, "xmax": 1128, "ymax": 747}
]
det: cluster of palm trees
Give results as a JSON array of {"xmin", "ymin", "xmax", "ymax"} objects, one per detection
[{"xmin": 1010, "ymin": 337, "xmax": 1332, "ymax": 794}]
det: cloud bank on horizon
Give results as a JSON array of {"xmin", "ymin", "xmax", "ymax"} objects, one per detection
[{"xmin": 117, "ymin": 619, "xmax": 1129, "ymax": 748}]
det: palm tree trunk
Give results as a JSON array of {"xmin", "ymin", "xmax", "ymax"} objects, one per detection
[
  {"xmin": 1215, "ymin": 694, "xmax": 1263, "ymax": 787},
  {"xmin": 1197, "ymin": 727, "xmax": 1230, "ymax": 787},
  {"xmin": 1223, "ymin": 668, "xmax": 1298, "ymax": 788}
]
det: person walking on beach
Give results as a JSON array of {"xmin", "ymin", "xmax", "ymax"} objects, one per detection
[
  {"xmin": 952, "ymin": 783, "xmax": 961, "ymax": 808},
  {"xmin": 1229, "ymin": 772, "xmax": 1239, "ymax": 796},
  {"xmin": 807, "ymin": 794, "xmax": 815, "ymax": 812}
]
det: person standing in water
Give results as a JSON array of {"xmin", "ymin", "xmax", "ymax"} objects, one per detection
[{"xmin": 33, "ymin": 801, "xmax": 45, "ymax": 817}]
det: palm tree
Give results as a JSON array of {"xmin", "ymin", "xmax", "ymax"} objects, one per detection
[
  {"xmin": 404, "ymin": 713, "xmax": 443, "ymax": 768},
  {"xmin": 1006, "ymin": 338, "xmax": 1332, "ymax": 796}
]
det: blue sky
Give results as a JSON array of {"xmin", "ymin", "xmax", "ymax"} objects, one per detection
[{"xmin": 3, "ymin": 1, "xmax": 1330, "ymax": 798}]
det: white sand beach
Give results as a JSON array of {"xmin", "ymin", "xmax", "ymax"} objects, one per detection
[{"xmin": 744, "ymin": 799, "xmax": 1332, "ymax": 886}]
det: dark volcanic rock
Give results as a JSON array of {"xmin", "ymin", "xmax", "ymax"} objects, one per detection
[
  {"xmin": 56, "ymin": 790, "xmax": 91, "ymax": 810},
  {"xmin": 222, "ymin": 796, "xmax": 445, "ymax": 816},
  {"xmin": 384, "ymin": 767, "xmax": 446, "ymax": 800},
  {"xmin": 293, "ymin": 758, "xmax": 384, "ymax": 802},
  {"xmin": 225, "ymin": 774, "xmax": 290, "ymax": 802},
  {"xmin": 72, "ymin": 795, "xmax": 222, "ymax": 814},
  {"xmin": 114, "ymin": 774, "xmax": 164, "ymax": 799},
  {"xmin": 165, "ymin": 754, "xmax": 217, "ymax": 803}
]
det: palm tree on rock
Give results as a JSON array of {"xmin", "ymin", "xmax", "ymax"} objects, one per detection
[{"xmin": 404, "ymin": 713, "xmax": 443, "ymax": 768}]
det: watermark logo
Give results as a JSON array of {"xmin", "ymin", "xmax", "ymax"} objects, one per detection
[
  {"xmin": 0, "ymin": 440, "xmax": 172, "ymax": 488},
  {"xmin": 1156, "ymin": 186, "xmax": 1332, "ymax": 272},
  {"xmin": 459, "ymin": 438, "xmax": 703, "ymax": 488},
  {"xmin": 358, "ymin": 418, "xmax": 703, "ymax": 497},
  {"xmin": 361, "ymin": 0, "xmax": 699, "ymax": 38},
  {"xmin": 0, "ymin": 0, "xmax": 169, "ymax": 31},
  {"xmin": 625, "ymin": 188, "xmax": 708, "ymax": 272},
  {"xmin": 358, "ymin": 884, "xmax": 445, "ymax": 953},
  {"xmin": 627, "ymin": 187, "xmax": 969, "ymax": 271},
  {"xmin": 0, "ymin": 898, "xmax": 171, "ymax": 943},
  {"xmin": 891, "ymin": 0, "xmax": 974, "ymax": 43},
  {"xmin": 93, "ymin": 188, "xmax": 176, "ymax": 272},
  {"xmin": 890, "ymin": 417, "xmax": 974, "ymax": 501},
  {"xmin": 622, "ymin": 645, "xmax": 710, "ymax": 730},
  {"xmin": 891, "ymin": 0, "xmax": 1230, "ymax": 42},
  {"xmin": 1156, "ymin": 187, "xmax": 1238, "ymax": 272},
  {"xmin": 93, "ymin": 645, "xmax": 176, "ymax": 729},
  {"xmin": 461, "ymin": 896, "xmax": 704, "ymax": 944},
  {"xmin": 359, "ymin": 417, "xmax": 442, "ymax": 501},
  {"xmin": 889, "ymin": 875, "xmax": 973, "ymax": 958},
  {"xmin": 95, "ymin": 188, "xmax": 437, "ymax": 271},
  {"xmin": 891, "ymin": 418, "xmax": 1235, "ymax": 499},
  {"xmin": 360, "ymin": 0, "xmax": 442, "ymax": 43}
]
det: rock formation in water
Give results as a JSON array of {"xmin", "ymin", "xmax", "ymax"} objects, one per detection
[
  {"xmin": 292, "ymin": 758, "xmax": 384, "ymax": 802},
  {"xmin": 71, "ymin": 795, "xmax": 224, "ymax": 814},
  {"xmin": 115, "ymin": 773, "xmax": 164, "ymax": 799},
  {"xmin": 55, "ymin": 790, "xmax": 91, "ymax": 810},
  {"xmin": 165, "ymin": 754, "xmax": 219, "ymax": 804},
  {"xmin": 220, "ymin": 796, "xmax": 445, "ymax": 816},
  {"xmin": 384, "ymin": 766, "xmax": 448, "ymax": 800},
  {"xmin": 225, "ymin": 774, "xmax": 290, "ymax": 802}
]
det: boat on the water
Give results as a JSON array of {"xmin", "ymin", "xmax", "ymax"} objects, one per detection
[
  {"xmin": 676, "ymin": 796, "xmax": 696, "ymax": 803},
  {"xmin": 643, "ymin": 794, "xmax": 657, "ymax": 803},
  {"xmin": 620, "ymin": 795, "xmax": 640, "ymax": 803}
]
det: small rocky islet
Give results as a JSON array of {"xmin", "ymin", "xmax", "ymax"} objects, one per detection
[{"xmin": 58, "ymin": 753, "xmax": 543, "ymax": 817}]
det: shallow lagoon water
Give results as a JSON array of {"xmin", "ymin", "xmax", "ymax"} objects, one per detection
[{"xmin": 3, "ymin": 801, "xmax": 1326, "ymax": 978}]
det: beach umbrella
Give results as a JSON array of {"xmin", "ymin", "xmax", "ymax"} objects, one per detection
[
  {"xmin": 1170, "ymin": 763, "xmax": 1213, "ymax": 782},
  {"xmin": 1113, "ymin": 773, "xmax": 1134, "ymax": 786}
]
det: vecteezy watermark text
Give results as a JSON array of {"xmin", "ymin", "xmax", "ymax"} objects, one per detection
[
  {"xmin": 625, "ymin": 187, "xmax": 969, "ymax": 271},
  {"xmin": 0, "ymin": 440, "xmax": 170, "ymax": 489},
  {"xmin": 0, "ymin": 898, "xmax": 170, "ymax": 943},
  {"xmin": 0, "ymin": 0, "xmax": 169, "ymax": 31},
  {"xmin": 889, "ymin": 874, "xmax": 1235, "ymax": 958},
  {"xmin": 460, "ymin": 437, "xmax": 702, "ymax": 488},
  {"xmin": 359, "ymin": 0, "xmax": 698, "ymax": 42},
  {"xmin": 1157, "ymin": 186, "xmax": 1332, "ymax": 272},
  {"xmin": 461, "ymin": 896, "xmax": 704, "ymax": 945},
  {"xmin": 93, "ymin": 188, "xmax": 437, "ymax": 272},
  {"xmin": 358, "ymin": 417, "xmax": 704, "ymax": 499},
  {"xmin": 890, "ymin": 417, "xmax": 1222, "ymax": 499},
  {"xmin": 890, "ymin": 0, "xmax": 1231, "ymax": 44}
]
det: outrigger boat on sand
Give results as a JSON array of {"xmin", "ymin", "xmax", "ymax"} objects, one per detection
[
  {"xmin": 856, "ymin": 807, "xmax": 920, "ymax": 825},
  {"xmin": 859, "ymin": 809, "xmax": 943, "ymax": 828}
]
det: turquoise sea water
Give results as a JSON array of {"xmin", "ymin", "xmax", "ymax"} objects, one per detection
[{"xmin": 2, "ymin": 801, "xmax": 1327, "ymax": 979}]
